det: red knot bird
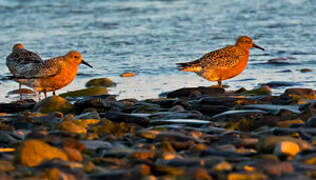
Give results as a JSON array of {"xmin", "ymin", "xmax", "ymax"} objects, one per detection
[
  {"xmin": 12, "ymin": 51, "xmax": 92, "ymax": 99},
  {"xmin": 6, "ymin": 43, "xmax": 43, "ymax": 100},
  {"xmin": 177, "ymin": 36, "xmax": 264, "ymax": 88}
]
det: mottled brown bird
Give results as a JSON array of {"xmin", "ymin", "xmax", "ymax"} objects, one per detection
[
  {"xmin": 6, "ymin": 43, "xmax": 43, "ymax": 99},
  {"xmin": 177, "ymin": 36, "xmax": 264, "ymax": 87},
  {"xmin": 14, "ymin": 51, "xmax": 92, "ymax": 99}
]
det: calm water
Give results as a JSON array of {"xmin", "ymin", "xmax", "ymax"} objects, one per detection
[{"xmin": 0, "ymin": 0, "xmax": 315, "ymax": 101}]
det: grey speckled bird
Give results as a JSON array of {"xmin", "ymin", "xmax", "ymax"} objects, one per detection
[
  {"xmin": 6, "ymin": 43, "xmax": 43, "ymax": 100},
  {"xmin": 177, "ymin": 36, "xmax": 264, "ymax": 88},
  {"xmin": 15, "ymin": 51, "xmax": 93, "ymax": 100}
]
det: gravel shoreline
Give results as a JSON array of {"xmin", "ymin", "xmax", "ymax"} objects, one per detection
[{"xmin": 0, "ymin": 85, "xmax": 315, "ymax": 179}]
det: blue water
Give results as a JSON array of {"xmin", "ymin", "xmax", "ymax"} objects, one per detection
[{"xmin": 0, "ymin": 0, "xmax": 315, "ymax": 101}]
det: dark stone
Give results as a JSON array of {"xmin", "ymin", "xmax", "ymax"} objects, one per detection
[
  {"xmin": 306, "ymin": 116, "xmax": 316, "ymax": 127},
  {"xmin": 165, "ymin": 86, "xmax": 225, "ymax": 98},
  {"xmin": 212, "ymin": 110, "xmax": 268, "ymax": 121},
  {"xmin": 100, "ymin": 111, "xmax": 149, "ymax": 126},
  {"xmin": 261, "ymin": 81, "xmax": 302, "ymax": 88},
  {"xmin": 74, "ymin": 96, "xmax": 122, "ymax": 113},
  {"xmin": 150, "ymin": 119, "xmax": 211, "ymax": 127},
  {"xmin": 0, "ymin": 101, "xmax": 35, "ymax": 113}
]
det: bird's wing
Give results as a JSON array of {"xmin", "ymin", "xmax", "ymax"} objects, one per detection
[
  {"xmin": 6, "ymin": 49, "xmax": 42, "ymax": 64},
  {"xmin": 200, "ymin": 46, "xmax": 242, "ymax": 69},
  {"xmin": 16, "ymin": 58, "xmax": 61, "ymax": 79}
]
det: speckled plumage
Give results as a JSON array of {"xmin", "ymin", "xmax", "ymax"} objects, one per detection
[
  {"xmin": 6, "ymin": 44, "xmax": 43, "ymax": 99},
  {"xmin": 16, "ymin": 51, "xmax": 92, "ymax": 99},
  {"xmin": 177, "ymin": 36, "xmax": 264, "ymax": 87}
]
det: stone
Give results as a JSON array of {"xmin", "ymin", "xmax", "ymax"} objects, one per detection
[
  {"xmin": 33, "ymin": 96, "xmax": 73, "ymax": 114},
  {"xmin": 277, "ymin": 119, "xmax": 304, "ymax": 128},
  {"xmin": 8, "ymin": 88, "xmax": 34, "ymax": 95},
  {"xmin": 150, "ymin": 119, "xmax": 211, "ymax": 127},
  {"xmin": 241, "ymin": 85, "xmax": 271, "ymax": 96},
  {"xmin": 257, "ymin": 136, "xmax": 312, "ymax": 153},
  {"xmin": 300, "ymin": 68, "xmax": 312, "ymax": 73},
  {"xmin": 281, "ymin": 88, "xmax": 316, "ymax": 102},
  {"xmin": 0, "ymin": 101, "xmax": 36, "ymax": 113},
  {"xmin": 120, "ymin": 72, "xmax": 136, "ymax": 77},
  {"xmin": 274, "ymin": 141, "xmax": 300, "ymax": 157},
  {"xmin": 19, "ymin": 140, "xmax": 68, "ymax": 167},
  {"xmin": 80, "ymin": 140, "xmax": 112, "ymax": 150},
  {"xmin": 85, "ymin": 78, "xmax": 116, "ymax": 88},
  {"xmin": 306, "ymin": 116, "xmax": 316, "ymax": 127},
  {"xmin": 261, "ymin": 81, "xmax": 302, "ymax": 88},
  {"xmin": 60, "ymin": 87, "xmax": 108, "ymax": 98},
  {"xmin": 263, "ymin": 162, "xmax": 294, "ymax": 176},
  {"xmin": 213, "ymin": 161, "xmax": 232, "ymax": 171},
  {"xmin": 212, "ymin": 109, "xmax": 267, "ymax": 120},
  {"xmin": 243, "ymin": 104, "xmax": 300, "ymax": 114},
  {"xmin": 165, "ymin": 86, "xmax": 225, "ymax": 98},
  {"xmin": 136, "ymin": 129, "xmax": 161, "ymax": 139},
  {"xmin": 227, "ymin": 172, "xmax": 267, "ymax": 180},
  {"xmin": 59, "ymin": 120, "xmax": 87, "ymax": 134},
  {"xmin": 0, "ymin": 160, "xmax": 15, "ymax": 172},
  {"xmin": 63, "ymin": 147, "xmax": 83, "ymax": 162}
]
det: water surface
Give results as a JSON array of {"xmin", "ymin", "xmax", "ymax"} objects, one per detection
[{"xmin": 0, "ymin": 0, "xmax": 315, "ymax": 101}]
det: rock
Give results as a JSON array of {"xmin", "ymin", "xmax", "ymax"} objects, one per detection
[
  {"xmin": 261, "ymin": 81, "xmax": 302, "ymax": 88},
  {"xmin": 120, "ymin": 72, "xmax": 136, "ymax": 77},
  {"xmin": 227, "ymin": 172, "xmax": 267, "ymax": 180},
  {"xmin": 59, "ymin": 120, "xmax": 87, "ymax": 134},
  {"xmin": 155, "ymin": 132, "xmax": 202, "ymax": 143},
  {"xmin": 19, "ymin": 140, "xmax": 68, "ymax": 167},
  {"xmin": 39, "ymin": 168, "xmax": 78, "ymax": 180},
  {"xmin": 241, "ymin": 85, "xmax": 271, "ymax": 96},
  {"xmin": 63, "ymin": 147, "xmax": 83, "ymax": 162},
  {"xmin": 60, "ymin": 87, "xmax": 108, "ymax": 98},
  {"xmin": 33, "ymin": 96, "xmax": 73, "ymax": 114},
  {"xmin": 74, "ymin": 96, "xmax": 122, "ymax": 113},
  {"xmin": 150, "ymin": 119, "xmax": 211, "ymax": 127},
  {"xmin": 273, "ymin": 141, "xmax": 300, "ymax": 157},
  {"xmin": 263, "ymin": 162, "xmax": 294, "ymax": 176},
  {"xmin": 212, "ymin": 109, "xmax": 267, "ymax": 120},
  {"xmin": 0, "ymin": 160, "xmax": 15, "ymax": 171},
  {"xmin": 136, "ymin": 129, "xmax": 161, "ymax": 139},
  {"xmin": 101, "ymin": 111, "xmax": 149, "ymax": 126},
  {"xmin": 300, "ymin": 68, "xmax": 312, "ymax": 73},
  {"xmin": 8, "ymin": 88, "xmax": 34, "ymax": 95},
  {"xmin": 130, "ymin": 150, "xmax": 155, "ymax": 160},
  {"xmin": 277, "ymin": 119, "xmax": 304, "ymax": 128},
  {"xmin": 281, "ymin": 88, "xmax": 316, "ymax": 102},
  {"xmin": 169, "ymin": 105, "xmax": 185, "ymax": 112},
  {"xmin": 193, "ymin": 168, "xmax": 212, "ymax": 180},
  {"xmin": 243, "ymin": 104, "xmax": 300, "ymax": 114},
  {"xmin": 80, "ymin": 140, "xmax": 112, "ymax": 150},
  {"xmin": 306, "ymin": 116, "xmax": 316, "ymax": 127},
  {"xmin": 153, "ymin": 165, "xmax": 184, "ymax": 176},
  {"xmin": 213, "ymin": 161, "xmax": 232, "ymax": 171},
  {"xmin": 63, "ymin": 138, "xmax": 86, "ymax": 152},
  {"xmin": 0, "ymin": 101, "xmax": 36, "ymax": 113},
  {"xmin": 85, "ymin": 78, "xmax": 116, "ymax": 88},
  {"xmin": 165, "ymin": 86, "xmax": 225, "ymax": 98},
  {"xmin": 257, "ymin": 136, "xmax": 312, "ymax": 153}
]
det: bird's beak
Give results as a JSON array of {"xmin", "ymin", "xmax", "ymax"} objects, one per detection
[
  {"xmin": 81, "ymin": 60, "xmax": 93, "ymax": 68},
  {"xmin": 253, "ymin": 43, "xmax": 265, "ymax": 51}
]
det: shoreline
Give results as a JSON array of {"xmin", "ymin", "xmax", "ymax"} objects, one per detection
[{"xmin": 0, "ymin": 85, "xmax": 315, "ymax": 179}]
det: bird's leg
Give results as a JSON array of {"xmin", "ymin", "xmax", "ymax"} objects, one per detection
[
  {"xmin": 19, "ymin": 82, "xmax": 22, "ymax": 100},
  {"xmin": 38, "ymin": 92, "xmax": 41, "ymax": 101},
  {"xmin": 217, "ymin": 80, "xmax": 222, "ymax": 88},
  {"xmin": 53, "ymin": 91, "xmax": 56, "ymax": 96},
  {"xmin": 44, "ymin": 89, "xmax": 47, "ymax": 98}
]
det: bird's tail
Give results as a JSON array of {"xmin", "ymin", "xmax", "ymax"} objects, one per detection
[{"xmin": 176, "ymin": 62, "xmax": 202, "ymax": 72}]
